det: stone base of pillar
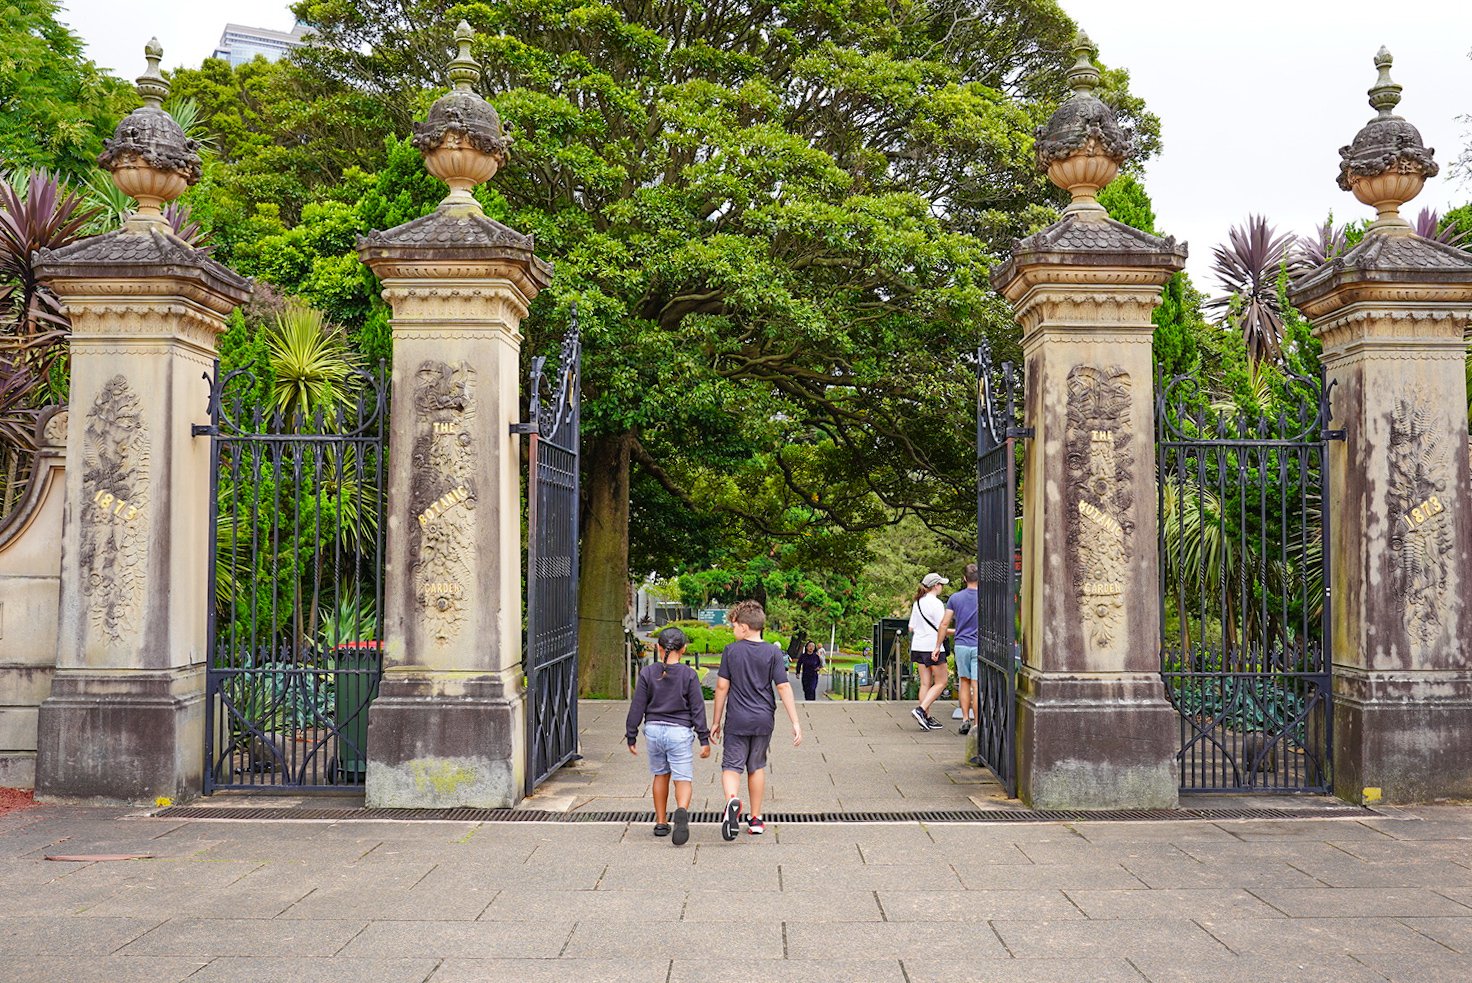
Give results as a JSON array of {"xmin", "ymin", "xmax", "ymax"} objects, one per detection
[
  {"xmin": 365, "ymin": 675, "xmax": 524, "ymax": 808},
  {"xmin": 34, "ymin": 669, "xmax": 204, "ymax": 804},
  {"xmin": 1016, "ymin": 670, "xmax": 1179, "ymax": 809},
  {"xmin": 1333, "ymin": 668, "xmax": 1472, "ymax": 803}
]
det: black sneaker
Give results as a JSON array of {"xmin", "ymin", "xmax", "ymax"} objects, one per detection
[
  {"xmin": 721, "ymin": 796, "xmax": 742, "ymax": 842},
  {"xmin": 671, "ymin": 807, "xmax": 690, "ymax": 847},
  {"xmin": 923, "ymin": 712, "xmax": 943, "ymax": 731},
  {"xmin": 910, "ymin": 706, "xmax": 929, "ymax": 730},
  {"xmin": 959, "ymin": 721, "xmax": 972, "ymax": 736},
  {"xmin": 747, "ymin": 816, "xmax": 766, "ymax": 835}
]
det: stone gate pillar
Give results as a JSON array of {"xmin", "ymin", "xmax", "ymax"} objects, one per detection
[
  {"xmin": 31, "ymin": 41, "xmax": 250, "ymax": 802},
  {"xmin": 1290, "ymin": 50, "xmax": 1472, "ymax": 803},
  {"xmin": 991, "ymin": 35, "xmax": 1186, "ymax": 809},
  {"xmin": 358, "ymin": 22, "xmax": 551, "ymax": 808}
]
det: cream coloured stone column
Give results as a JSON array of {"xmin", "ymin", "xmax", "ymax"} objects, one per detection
[
  {"xmin": 1290, "ymin": 49, "xmax": 1472, "ymax": 803},
  {"xmin": 991, "ymin": 35, "xmax": 1186, "ymax": 808},
  {"xmin": 31, "ymin": 41, "xmax": 250, "ymax": 803},
  {"xmin": 358, "ymin": 22, "xmax": 551, "ymax": 807}
]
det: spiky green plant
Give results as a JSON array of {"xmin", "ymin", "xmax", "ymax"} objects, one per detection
[{"xmin": 264, "ymin": 303, "xmax": 363, "ymax": 426}]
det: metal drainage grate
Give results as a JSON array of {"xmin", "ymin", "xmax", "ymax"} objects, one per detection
[{"xmin": 154, "ymin": 805, "xmax": 1373, "ymax": 823}]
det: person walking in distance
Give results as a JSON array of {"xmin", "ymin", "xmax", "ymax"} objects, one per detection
[
  {"xmin": 908, "ymin": 573, "xmax": 949, "ymax": 730},
  {"xmin": 711, "ymin": 600, "xmax": 803, "ymax": 838},
  {"xmin": 625, "ymin": 627, "xmax": 711, "ymax": 846},
  {"xmin": 935, "ymin": 564, "xmax": 980, "ymax": 734},
  {"xmin": 797, "ymin": 641, "xmax": 823, "ymax": 701}
]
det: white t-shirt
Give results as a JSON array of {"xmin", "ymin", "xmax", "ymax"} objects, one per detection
[{"xmin": 908, "ymin": 594, "xmax": 946, "ymax": 652}]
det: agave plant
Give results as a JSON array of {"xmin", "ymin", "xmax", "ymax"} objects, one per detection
[
  {"xmin": 265, "ymin": 303, "xmax": 363, "ymax": 426},
  {"xmin": 1413, "ymin": 208, "xmax": 1469, "ymax": 248},
  {"xmin": 1207, "ymin": 215, "xmax": 1296, "ymax": 364}
]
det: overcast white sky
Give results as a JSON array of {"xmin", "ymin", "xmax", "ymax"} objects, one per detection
[{"xmin": 60, "ymin": 0, "xmax": 1472, "ymax": 287}]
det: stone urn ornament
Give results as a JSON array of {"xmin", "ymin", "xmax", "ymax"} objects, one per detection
[
  {"xmin": 412, "ymin": 20, "xmax": 512, "ymax": 210},
  {"xmin": 1034, "ymin": 33, "xmax": 1132, "ymax": 218},
  {"xmin": 97, "ymin": 39, "xmax": 202, "ymax": 229},
  {"xmin": 1337, "ymin": 47, "xmax": 1438, "ymax": 233}
]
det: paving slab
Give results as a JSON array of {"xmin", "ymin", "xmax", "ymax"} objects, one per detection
[
  {"xmin": 8, "ymin": 956, "xmax": 209, "ymax": 983},
  {"xmin": 185, "ymin": 957, "xmax": 440, "ymax": 983},
  {"xmin": 901, "ymin": 957, "xmax": 1149, "ymax": 983},
  {"xmin": 671, "ymin": 957, "xmax": 908, "ymax": 983},
  {"xmin": 119, "ymin": 916, "xmax": 369, "ymax": 957},
  {"xmin": 0, "ymin": 914, "xmax": 164, "ymax": 955}
]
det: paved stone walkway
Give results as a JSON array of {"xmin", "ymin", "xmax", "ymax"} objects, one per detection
[
  {"xmin": 5, "ymin": 800, "xmax": 1472, "ymax": 982},
  {"xmin": 528, "ymin": 699, "xmax": 1007, "ymax": 814}
]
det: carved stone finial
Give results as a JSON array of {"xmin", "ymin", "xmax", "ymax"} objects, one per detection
[
  {"xmin": 1337, "ymin": 46, "xmax": 1438, "ymax": 234},
  {"xmin": 411, "ymin": 20, "xmax": 511, "ymax": 211},
  {"xmin": 97, "ymin": 38, "xmax": 201, "ymax": 230},
  {"xmin": 448, "ymin": 20, "xmax": 480, "ymax": 92},
  {"xmin": 1033, "ymin": 31, "xmax": 1131, "ymax": 219},
  {"xmin": 137, "ymin": 38, "xmax": 168, "ymax": 108},
  {"xmin": 1065, "ymin": 32, "xmax": 1101, "ymax": 96},
  {"xmin": 1368, "ymin": 45, "xmax": 1401, "ymax": 117}
]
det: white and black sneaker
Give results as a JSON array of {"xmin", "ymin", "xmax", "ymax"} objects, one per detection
[
  {"xmin": 720, "ymin": 796, "xmax": 742, "ymax": 842},
  {"xmin": 923, "ymin": 713, "xmax": 944, "ymax": 731},
  {"xmin": 959, "ymin": 721, "xmax": 972, "ymax": 736},
  {"xmin": 911, "ymin": 706, "xmax": 929, "ymax": 730}
]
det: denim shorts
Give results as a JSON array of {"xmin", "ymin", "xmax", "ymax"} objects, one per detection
[
  {"xmin": 645, "ymin": 722, "xmax": 696, "ymax": 782},
  {"xmin": 954, "ymin": 644, "xmax": 979, "ymax": 681}
]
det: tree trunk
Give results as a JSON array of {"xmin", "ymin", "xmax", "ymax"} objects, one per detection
[{"xmin": 578, "ymin": 431, "xmax": 631, "ymax": 698}]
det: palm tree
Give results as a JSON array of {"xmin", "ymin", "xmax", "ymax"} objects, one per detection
[{"xmin": 1207, "ymin": 215, "xmax": 1296, "ymax": 364}]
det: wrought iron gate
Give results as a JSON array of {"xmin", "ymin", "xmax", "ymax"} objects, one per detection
[
  {"xmin": 522, "ymin": 320, "xmax": 581, "ymax": 794},
  {"xmin": 975, "ymin": 343, "xmax": 1027, "ymax": 797},
  {"xmin": 197, "ymin": 364, "xmax": 388, "ymax": 791},
  {"xmin": 1156, "ymin": 373, "xmax": 1338, "ymax": 792}
]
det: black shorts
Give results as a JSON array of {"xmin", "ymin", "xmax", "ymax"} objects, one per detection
[
  {"xmin": 911, "ymin": 649, "xmax": 946, "ymax": 667},
  {"xmin": 722, "ymin": 732, "xmax": 773, "ymax": 773}
]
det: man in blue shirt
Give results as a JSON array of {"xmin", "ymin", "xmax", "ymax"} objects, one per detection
[{"xmin": 935, "ymin": 564, "xmax": 979, "ymax": 735}]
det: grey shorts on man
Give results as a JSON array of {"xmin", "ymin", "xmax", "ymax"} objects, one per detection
[{"xmin": 721, "ymin": 732, "xmax": 772, "ymax": 773}]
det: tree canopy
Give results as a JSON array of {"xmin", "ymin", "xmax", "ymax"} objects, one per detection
[{"xmin": 0, "ymin": 0, "xmax": 133, "ymax": 178}]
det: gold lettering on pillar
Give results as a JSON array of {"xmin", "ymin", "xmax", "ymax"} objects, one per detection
[
  {"xmin": 410, "ymin": 361, "xmax": 477, "ymax": 644},
  {"xmin": 1066, "ymin": 366, "xmax": 1132, "ymax": 650}
]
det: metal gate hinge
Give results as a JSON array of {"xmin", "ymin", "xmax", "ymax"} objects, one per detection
[
  {"xmin": 1322, "ymin": 429, "xmax": 1346, "ymax": 441},
  {"xmin": 510, "ymin": 423, "xmax": 538, "ymax": 436},
  {"xmin": 1011, "ymin": 427, "xmax": 1035, "ymax": 439},
  {"xmin": 191, "ymin": 424, "xmax": 216, "ymax": 438}
]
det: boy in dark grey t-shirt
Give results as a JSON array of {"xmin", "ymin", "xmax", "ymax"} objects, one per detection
[{"xmin": 711, "ymin": 600, "xmax": 802, "ymax": 839}]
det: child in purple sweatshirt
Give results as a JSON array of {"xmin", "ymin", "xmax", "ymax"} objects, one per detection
[{"xmin": 626, "ymin": 626, "xmax": 711, "ymax": 846}]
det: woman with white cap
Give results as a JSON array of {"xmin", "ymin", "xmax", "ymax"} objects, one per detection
[{"xmin": 907, "ymin": 572, "xmax": 949, "ymax": 730}]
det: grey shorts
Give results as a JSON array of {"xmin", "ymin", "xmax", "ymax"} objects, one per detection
[{"xmin": 721, "ymin": 731, "xmax": 773, "ymax": 773}]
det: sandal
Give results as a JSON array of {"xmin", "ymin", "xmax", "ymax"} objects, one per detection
[
  {"xmin": 671, "ymin": 807, "xmax": 690, "ymax": 846},
  {"xmin": 653, "ymin": 822, "xmax": 671, "ymax": 837}
]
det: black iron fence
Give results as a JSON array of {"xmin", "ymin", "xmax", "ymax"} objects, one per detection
[
  {"xmin": 1156, "ymin": 372, "xmax": 1338, "ymax": 792},
  {"xmin": 522, "ymin": 320, "xmax": 582, "ymax": 795},
  {"xmin": 197, "ymin": 364, "xmax": 388, "ymax": 791},
  {"xmin": 975, "ymin": 344, "xmax": 1026, "ymax": 797}
]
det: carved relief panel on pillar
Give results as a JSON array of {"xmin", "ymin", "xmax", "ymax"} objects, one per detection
[
  {"xmin": 79, "ymin": 375, "xmax": 150, "ymax": 645},
  {"xmin": 1386, "ymin": 389, "xmax": 1454, "ymax": 650},
  {"xmin": 410, "ymin": 360, "xmax": 478, "ymax": 644},
  {"xmin": 1066, "ymin": 365, "xmax": 1133, "ymax": 649}
]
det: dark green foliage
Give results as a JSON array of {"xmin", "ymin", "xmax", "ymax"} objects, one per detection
[{"xmin": 0, "ymin": 1, "xmax": 134, "ymax": 179}]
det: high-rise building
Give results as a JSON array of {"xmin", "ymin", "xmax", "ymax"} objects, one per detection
[{"xmin": 211, "ymin": 23, "xmax": 309, "ymax": 67}]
